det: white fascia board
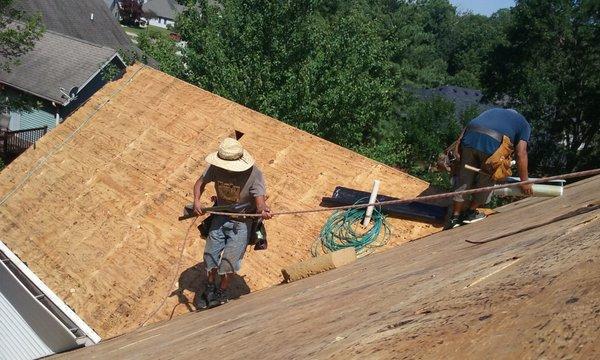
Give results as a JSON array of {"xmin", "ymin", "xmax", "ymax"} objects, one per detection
[
  {"xmin": 0, "ymin": 240, "xmax": 101, "ymax": 344},
  {"xmin": 1, "ymin": 260, "xmax": 76, "ymax": 356}
]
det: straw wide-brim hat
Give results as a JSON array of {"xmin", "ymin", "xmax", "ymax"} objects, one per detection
[{"xmin": 205, "ymin": 138, "xmax": 255, "ymax": 172}]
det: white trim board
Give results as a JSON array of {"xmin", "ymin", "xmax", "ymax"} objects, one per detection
[{"xmin": 0, "ymin": 240, "xmax": 101, "ymax": 351}]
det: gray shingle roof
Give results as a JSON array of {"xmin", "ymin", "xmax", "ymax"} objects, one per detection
[
  {"xmin": 412, "ymin": 85, "xmax": 493, "ymax": 117},
  {"xmin": 0, "ymin": 30, "xmax": 121, "ymax": 105},
  {"xmin": 142, "ymin": 0, "xmax": 185, "ymax": 20},
  {"xmin": 15, "ymin": 0, "xmax": 134, "ymax": 53}
]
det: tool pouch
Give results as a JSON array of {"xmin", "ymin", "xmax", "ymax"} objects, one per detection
[
  {"xmin": 484, "ymin": 135, "xmax": 514, "ymax": 182},
  {"xmin": 249, "ymin": 219, "xmax": 268, "ymax": 250},
  {"xmin": 198, "ymin": 215, "xmax": 214, "ymax": 238},
  {"xmin": 184, "ymin": 202, "xmax": 216, "ymax": 239}
]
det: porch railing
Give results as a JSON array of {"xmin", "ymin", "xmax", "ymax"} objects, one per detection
[{"xmin": 1, "ymin": 126, "xmax": 48, "ymax": 163}]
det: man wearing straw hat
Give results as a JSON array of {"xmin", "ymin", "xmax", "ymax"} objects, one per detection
[{"xmin": 193, "ymin": 138, "xmax": 272, "ymax": 308}]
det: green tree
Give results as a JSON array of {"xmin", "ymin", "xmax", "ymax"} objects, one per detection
[
  {"xmin": 178, "ymin": 0, "xmax": 397, "ymax": 149},
  {"xmin": 0, "ymin": 0, "xmax": 44, "ymax": 114},
  {"xmin": 138, "ymin": 29, "xmax": 186, "ymax": 78},
  {"xmin": 445, "ymin": 11, "xmax": 510, "ymax": 88},
  {"xmin": 0, "ymin": 0, "xmax": 44, "ymax": 71},
  {"xmin": 484, "ymin": 0, "xmax": 599, "ymax": 174},
  {"xmin": 400, "ymin": 96, "xmax": 461, "ymax": 167}
]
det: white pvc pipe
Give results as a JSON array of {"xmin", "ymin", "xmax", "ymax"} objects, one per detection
[
  {"xmin": 363, "ymin": 180, "xmax": 381, "ymax": 226},
  {"xmin": 493, "ymin": 184, "xmax": 563, "ymax": 198},
  {"xmin": 464, "ymin": 164, "xmax": 564, "ymax": 198}
]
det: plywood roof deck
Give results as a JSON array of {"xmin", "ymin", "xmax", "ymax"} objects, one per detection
[
  {"xmin": 57, "ymin": 176, "xmax": 600, "ymax": 359},
  {"xmin": 0, "ymin": 64, "xmax": 439, "ymax": 337}
]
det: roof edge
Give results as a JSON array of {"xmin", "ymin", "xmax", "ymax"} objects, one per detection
[
  {"xmin": 71, "ymin": 52, "xmax": 125, "ymax": 105},
  {"xmin": 0, "ymin": 81, "xmax": 65, "ymax": 104},
  {"xmin": 0, "ymin": 49, "xmax": 122, "ymax": 106},
  {"xmin": 0, "ymin": 240, "xmax": 101, "ymax": 345}
]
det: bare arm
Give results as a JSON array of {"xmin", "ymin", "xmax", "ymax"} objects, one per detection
[
  {"xmin": 515, "ymin": 140, "xmax": 532, "ymax": 196},
  {"xmin": 193, "ymin": 177, "xmax": 207, "ymax": 214},
  {"xmin": 255, "ymin": 195, "xmax": 272, "ymax": 220},
  {"xmin": 453, "ymin": 128, "xmax": 466, "ymax": 158}
]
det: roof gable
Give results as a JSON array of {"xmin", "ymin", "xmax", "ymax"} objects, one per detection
[{"xmin": 0, "ymin": 30, "xmax": 121, "ymax": 104}]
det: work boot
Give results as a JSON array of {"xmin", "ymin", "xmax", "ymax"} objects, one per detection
[
  {"xmin": 462, "ymin": 209, "xmax": 486, "ymax": 224},
  {"xmin": 207, "ymin": 288, "xmax": 228, "ymax": 308},
  {"xmin": 443, "ymin": 215, "xmax": 463, "ymax": 230},
  {"xmin": 193, "ymin": 291, "xmax": 208, "ymax": 310},
  {"xmin": 195, "ymin": 283, "xmax": 216, "ymax": 310}
]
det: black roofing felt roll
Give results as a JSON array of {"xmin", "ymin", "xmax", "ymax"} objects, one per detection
[{"xmin": 321, "ymin": 186, "xmax": 447, "ymax": 224}]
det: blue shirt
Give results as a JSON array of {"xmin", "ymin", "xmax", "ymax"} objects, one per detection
[{"xmin": 461, "ymin": 108, "xmax": 531, "ymax": 155}]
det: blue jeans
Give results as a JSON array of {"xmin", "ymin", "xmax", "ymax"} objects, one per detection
[{"xmin": 203, "ymin": 216, "xmax": 251, "ymax": 275}]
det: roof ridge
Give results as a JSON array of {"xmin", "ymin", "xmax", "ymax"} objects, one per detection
[{"xmin": 43, "ymin": 28, "xmax": 117, "ymax": 52}]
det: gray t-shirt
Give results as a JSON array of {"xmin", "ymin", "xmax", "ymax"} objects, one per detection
[{"xmin": 201, "ymin": 165, "xmax": 266, "ymax": 207}]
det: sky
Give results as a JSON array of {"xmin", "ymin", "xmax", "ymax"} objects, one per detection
[{"xmin": 449, "ymin": 0, "xmax": 515, "ymax": 16}]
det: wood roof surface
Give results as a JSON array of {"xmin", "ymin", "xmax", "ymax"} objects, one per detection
[
  {"xmin": 0, "ymin": 65, "xmax": 438, "ymax": 337},
  {"xmin": 57, "ymin": 175, "xmax": 600, "ymax": 359}
]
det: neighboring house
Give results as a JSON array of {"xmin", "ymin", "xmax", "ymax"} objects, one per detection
[
  {"xmin": 0, "ymin": 241, "xmax": 100, "ymax": 359},
  {"xmin": 16, "ymin": 0, "xmax": 136, "ymax": 56},
  {"xmin": 142, "ymin": 0, "xmax": 185, "ymax": 28},
  {"xmin": 0, "ymin": 30, "xmax": 125, "ymax": 162},
  {"xmin": 0, "ymin": 0, "xmax": 137, "ymax": 164},
  {"xmin": 103, "ymin": 0, "xmax": 120, "ymax": 19},
  {"xmin": 412, "ymin": 85, "xmax": 493, "ymax": 119}
]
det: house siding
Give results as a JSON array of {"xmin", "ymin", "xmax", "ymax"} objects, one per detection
[
  {"xmin": 148, "ymin": 17, "xmax": 174, "ymax": 28},
  {"xmin": 10, "ymin": 105, "xmax": 56, "ymax": 131},
  {"xmin": 0, "ymin": 273, "xmax": 54, "ymax": 360},
  {"xmin": 1, "ymin": 253, "xmax": 83, "ymax": 359},
  {"xmin": 5, "ymin": 57, "xmax": 125, "ymax": 133}
]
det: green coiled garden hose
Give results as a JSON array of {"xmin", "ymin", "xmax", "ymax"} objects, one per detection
[{"xmin": 311, "ymin": 201, "xmax": 391, "ymax": 258}]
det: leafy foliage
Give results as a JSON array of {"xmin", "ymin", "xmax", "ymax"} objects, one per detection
[
  {"xmin": 0, "ymin": 0, "xmax": 44, "ymax": 72},
  {"xmin": 101, "ymin": 62, "xmax": 122, "ymax": 82},
  {"xmin": 139, "ymin": 0, "xmax": 598, "ymax": 188},
  {"xmin": 0, "ymin": 87, "xmax": 42, "ymax": 113},
  {"xmin": 483, "ymin": 0, "xmax": 600, "ymax": 174},
  {"xmin": 138, "ymin": 28, "xmax": 186, "ymax": 77},
  {"xmin": 119, "ymin": 0, "xmax": 144, "ymax": 26},
  {"xmin": 0, "ymin": 0, "xmax": 44, "ymax": 113},
  {"xmin": 399, "ymin": 96, "xmax": 461, "ymax": 168}
]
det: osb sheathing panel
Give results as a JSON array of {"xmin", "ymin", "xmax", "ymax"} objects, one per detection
[{"xmin": 0, "ymin": 65, "xmax": 439, "ymax": 337}]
